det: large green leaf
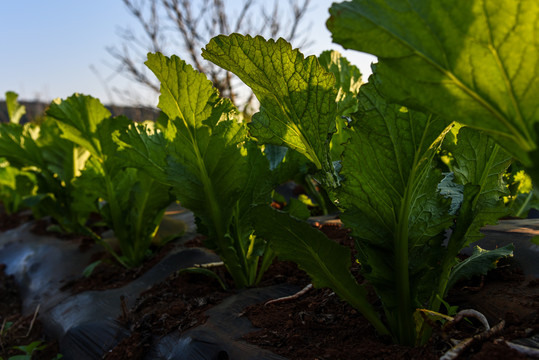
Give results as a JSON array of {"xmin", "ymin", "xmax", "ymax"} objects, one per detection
[
  {"xmin": 47, "ymin": 94, "xmax": 112, "ymax": 158},
  {"xmin": 327, "ymin": 0, "xmax": 539, "ymax": 174},
  {"xmin": 37, "ymin": 117, "xmax": 91, "ymax": 182},
  {"xmin": 142, "ymin": 53, "xmax": 247, "ymax": 220},
  {"xmin": 46, "ymin": 95, "xmax": 136, "ymax": 180},
  {"xmin": 202, "ymin": 34, "xmax": 339, "ymax": 187},
  {"xmin": 116, "ymin": 53, "xmax": 277, "ymax": 285},
  {"xmin": 251, "ymin": 205, "xmax": 389, "ymax": 336},
  {"xmin": 337, "ymin": 81, "xmax": 453, "ymax": 344}
]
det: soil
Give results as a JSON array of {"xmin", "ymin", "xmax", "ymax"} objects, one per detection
[
  {"xmin": 0, "ymin": 264, "xmax": 60, "ymax": 360},
  {"xmin": 0, "ymin": 212, "xmax": 538, "ymax": 359}
]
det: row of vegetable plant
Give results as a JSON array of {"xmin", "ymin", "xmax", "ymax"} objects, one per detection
[
  {"xmin": 0, "ymin": 93, "xmax": 176, "ymax": 268},
  {"xmin": 0, "ymin": 0, "xmax": 537, "ymax": 348}
]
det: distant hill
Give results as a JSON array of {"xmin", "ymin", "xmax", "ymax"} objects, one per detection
[{"xmin": 0, "ymin": 100, "xmax": 160, "ymax": 123}]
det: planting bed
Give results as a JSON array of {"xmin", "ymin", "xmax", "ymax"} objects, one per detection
[{"xmin": 0, "ymin": 209, "xmax": 538, "ymax": 360}]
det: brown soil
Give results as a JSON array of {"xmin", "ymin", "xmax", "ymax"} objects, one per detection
[
  {"xmin": 0, "ymin": 264, "xmax": 60, "ymax": 360},
  {"xmin": 0, "ymin": 213, "xmax": 538, "ymax": 359}
]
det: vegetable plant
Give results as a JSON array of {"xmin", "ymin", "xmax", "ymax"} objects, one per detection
[
  {"xmin": 113, "ymin": 53, "xmax": 289, "ymax": 287},
  {"xmin": 8, "ymin": 341, "xmax": 47, "ymax": 360},
  {"xmin": 0, "ymin": 0, "xmax": 531, "ymax": 348},
  {"xmin": 202, "ymin": 32, "xmax": 516, "ymax": 345},
  {"xmin": 4, "ymin": 91, "xmax": 26, "ymax": 124},
  {"xmin": 0, "ymin": 93, "xmax": 36, "ymax": 215},
  {"xmin": 46, "ymin": 95, "xmax": 174, "ymax": 268},
  {"xmin": 0, "ymin": 94, "xmax": 93, "ymax": 234},
  {"xmin": 0, "ymin": 165, "xmax": 36, "ymax": 215}
]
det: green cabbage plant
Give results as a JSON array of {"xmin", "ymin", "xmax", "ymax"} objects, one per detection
[
  {"xmin": 202, "ymin": 30, "xmax": 518, "ymax": 345},
  {"xmin": 46, "ymin": 95, "xmax": 174, "ymax": 268},
  {"xmin": 113, "ymin": 53, "xmax": 295, "ymax": 287},
  {"xmin": 0, "ymin": 93, "xmax": 93, "ymax": 234}
]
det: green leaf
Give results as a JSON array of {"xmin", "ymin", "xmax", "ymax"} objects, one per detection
[
  {"xmin": 318, "ymin": 50, "xmax": 362, "ymax": 118},
  {"xmin": 47, "ymin": 94, "xmax": 112, "ymax": 158},
  {"xmin": 318, "ymin": 50, "xmax": 362, "ymax": 161},
  {"xmin": 431, "ymin": 128, "xmax": 512, "ymax": 312},
  {"xmin": 116, "ymin": 53, "xmax": 278, "ymax": 285},
  {"xmin": 0, "ymin": 118, "xmax": 93, "ymax": 233},
  {"xmin": 0, "ymin": 167, "xmax": 36, "ymax": 214},
  {"xmin": 5, "ymin": 91, "xmax": 26, "ymax": 124},
  {"xmin": 327, "ymin": 0, "xmax": 539, "ymax": 174},
  {"xmin": 47, "ymin": 94, "xmax": 172, "ymax": 267},
  {"xmin": 0, "ymin": 123, "xmax": 44, "ymax": 169},
  {"xmin": 113, "ymin": 122, "xmax": 169, "ymax": 182},
  {"xmin": 450, "ymin": 127, "xmax": 512, "ymax": 244},
  {"xmin": 251, "ymin": 205, "xmax": 389, "ymax": 336},
  {"xmin": 75, "ymin": 154, "xmax": 172, "ymax": 268},
  {"xmin": 12, "ymin": 340, "xmax": 47, "ymax": 356},
  {"xmin": 202, "ymin": 34, "xmax": 339, "ymax": 187},
  {"xmin": 142, "ymin": 52, "xmax": 248, "ymax": 220},
  {"xmin": 447, "ymin": 245, "xmax": 514, "ymax": 291},
  {"xmin": 37, "ymin": 118, "xmax": 91, "ymax": 182},
  {"xmin": 337, "ymin": 81, "xmax": 453, "ymax": 344},
  {"xmin": 82, "ymin": 260, "xmax": 102, "ymax": 278},
  {"xmin": 438, "ymin": 173, "xmax": 463, "ymax": 216},
  {"xmin": 286, "ymin": 197, "xmax": 311, "ymax": 220}
]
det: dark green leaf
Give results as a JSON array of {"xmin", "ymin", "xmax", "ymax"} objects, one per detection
[
  {"xmin": 447, "ymin": 245, "xmax": 514, "ymax": 291},
  {"xmin": 202, "ymin": 34, "xmax": 339, "ymax": 187},
  {"xmin": 327, "ymin": 0, "xmax": 539, "ymax": 172}
]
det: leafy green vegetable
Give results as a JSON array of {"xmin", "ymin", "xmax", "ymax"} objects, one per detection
[
  {"xmin": 318, "ymin": 50, "xmax": 362, "ymax": 119},
  {"xmin": 202, "ymin": 34, "xmax": 340, "ymax": 188},
  {"xmin": 327, "ymin": 0, "xmax": 539, "ymax": 180},
  {"xmin": 318, "ymin": 50, "xmax": 362, "ymax": 164},
  {"xmin": 114, "ymin": 53, "xmax": 279, "ymax": 286},
  {"xmin": 447, "ymin": 127, "xmax": 512, "ymax": 244},
  {"xmin": 337, "ymin": 81, "xmax": 453, "ymax": 345},
  {"xmin": 428, "ymin": 127, "xmax": 513, "ymax": 314},
  {"xmin": 5, "ymin": 91, "xmax": 26, "ymax": 124},
  {"xmin": 202, "ymin": 32, "xmax": 514, "ymax": 344},
  {"xmin": 47, "ymin": 94, "xmax": 174, "ymax": 268},
  {"xmin": 0, "ymin": 165, "xmax": 36, "ymax": 214},
  {"xmin": 0, "ymin": 110, "xmax": 93, "ymax": 233},
  {"xmin": 209, "ymin": 33, "xmax": 513, "ymax": 343}
]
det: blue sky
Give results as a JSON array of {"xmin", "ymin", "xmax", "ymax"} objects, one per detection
[{"xmin": 1, "ymin": 0, "xmax": 376, "ymax": 106}]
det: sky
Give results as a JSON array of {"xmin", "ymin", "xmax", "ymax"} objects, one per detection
[{"xmin": 1, "ymin": 0, "xmax": 376, "ymax": 107}]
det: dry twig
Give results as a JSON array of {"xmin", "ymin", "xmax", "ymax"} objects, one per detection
[
  {"xmin": 265, "ymin": 283, "xmax": 313, "ymax": 306},
  {"xmin": 440, "ymin": 309, "xmax": 505, "ymax": 360},
  {"xmin": 106, "ymin": 0, "xmax": 312, "ymax": 110}
]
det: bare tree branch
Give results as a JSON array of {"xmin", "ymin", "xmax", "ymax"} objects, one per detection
[{"xmin": 106, "ymin": 0, "xmax": 314, "ymax": 110}]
